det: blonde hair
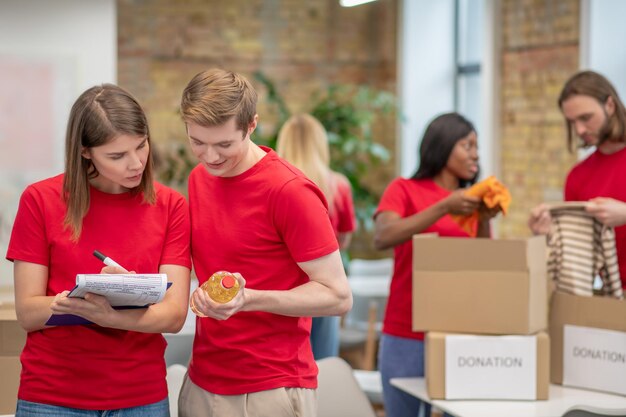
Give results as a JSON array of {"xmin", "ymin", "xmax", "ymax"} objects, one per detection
[
  {"xmin": 63, "ymin": 84, "xmax": 156, "ymax": 241},
  {"xmin": 180, "ymin": 68, "xmax": 257, "ymax": 135},
  {"xmin": 276, "ymin": 114, "xmax": 335, "ymax": 208}
]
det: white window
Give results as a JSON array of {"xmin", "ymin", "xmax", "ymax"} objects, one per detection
[{"xmin": 398, "ymin": 0, "xmax": 496, "ymax": 179}]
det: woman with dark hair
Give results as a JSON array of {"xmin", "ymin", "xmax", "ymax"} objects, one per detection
[
  {"xmin": 373, "ymin": 112, "xmax": 499, "ymax": 417},
  {"xmin": 6, "ymin": 84, "xmax": 191, "ymax": 416}
]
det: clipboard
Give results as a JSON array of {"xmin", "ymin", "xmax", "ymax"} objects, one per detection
[{"xmin": 45, "ymin": 282, "xmax": 172, "ymax": 326}]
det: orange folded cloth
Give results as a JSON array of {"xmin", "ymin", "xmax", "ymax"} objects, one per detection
[{"xmin": 451, "ymin": 176, "xmax": 512, "ymax": 237}]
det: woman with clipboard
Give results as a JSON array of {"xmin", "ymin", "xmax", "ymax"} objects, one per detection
[{"xmin": 6, "ymin": 84, "xmax": 191, "ymax": 416}]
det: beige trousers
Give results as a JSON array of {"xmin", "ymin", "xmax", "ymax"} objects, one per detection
[{"xmin": 178, "ymin": 373, "xmax": 317, "ymax": 417}]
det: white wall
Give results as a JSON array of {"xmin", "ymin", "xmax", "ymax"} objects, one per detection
[
  {"xmin": 0, "ymin": 0, "xmax": 117, "ymax": 91},
  {"xmin": 397, "ymin": 0, "xmax": 456, "ymax": 177},
  {"xmin": 581, "ymin": 0, "xmax": 626, "ymax": 98},
  {"xmin": 398, "ymin": 0, "xmax": 497, "ymax": 182},
  {"xmin": 0, "ymin": 0, "xmax": 116, "ymax": 287},
  {"xmin": 480, "ymin": 0, "xmax": 500, "ymax": 180}
]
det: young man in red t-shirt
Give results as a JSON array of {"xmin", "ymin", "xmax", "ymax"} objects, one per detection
[
  {"xmin": 177, "ymin": 68, "xmax": 352, "ymax": 417},
  {"xmin": 529, "ymin": 71, "xmax": 626, "ymax": 288}
]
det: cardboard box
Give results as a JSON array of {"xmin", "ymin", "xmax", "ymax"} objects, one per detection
[
  {"xmin": 412, "ymin": 235, "xmax": 548, "ymax": 335},
  {"xmin": 550, "ymin": 291, "xmax": 626, "ymax": 395},
  {"xmin": 0, "ymin": 301, "xmax": 25, "ymax": 415},
  {"xmin": 425, "ymin": 331, "xmax": 550, "ymax": 400}
]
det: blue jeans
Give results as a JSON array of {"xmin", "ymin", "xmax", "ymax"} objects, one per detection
[
  {"xmin": 310, "ymin": 316, "xmax": 340, "ymax": 359},
  {"xmin": 379, "ymin": 334, "xmax": 430, "ymax": 417},
  {"xmin": 16, "ymin": 398, "xmax": 169, "ymax": 417}
]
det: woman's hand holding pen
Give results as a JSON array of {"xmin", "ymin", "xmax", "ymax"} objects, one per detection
[
  {"xmin": 191, "ymin": 273, "xmax": 246, "ymax": 320},
  {"xmin": 93, "ymin": 250, "xmax": 134, "ymax": 274},
  {"xmin": 101, "ymin": 265, "xmax": 135, "ymax": 274}
]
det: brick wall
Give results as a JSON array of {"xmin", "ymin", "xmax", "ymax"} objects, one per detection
[
  {"xmin": 117, "ymin": 0, "xmax": 396, "ymax": 175},
  {"xmin": 498, "ymin": 0, "xmax": 580, "ymax": 238},
  {"xmin": 117, "ymin": 0, "xmax": 398, "ymax": 258},
  {"xmin": 118, "ymin": 0, "xmax": 582, "ymax": 249}
]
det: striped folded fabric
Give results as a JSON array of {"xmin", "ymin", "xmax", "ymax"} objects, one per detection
[{"xmin": 547, "ymin": 202, "xmax": 623, "ymax": 299}]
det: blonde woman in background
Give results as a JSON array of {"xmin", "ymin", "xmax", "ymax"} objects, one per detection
[{"xmin": 277, "ymin": 113, "xmax": 357, "ymax": 359}]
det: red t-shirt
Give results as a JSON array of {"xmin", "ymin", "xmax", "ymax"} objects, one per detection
[
  {"xmin": 375, "ymin": 178, "xmax": 470, "ymax": 340},
  {"xmin": 565, "ymin": 146, "xmax": 626, "ymax": 288},
  {"xmin": 329, "ymin": 172, "xmax": 357, "ymax": 237},
  {"xmin": 187, "ymin": 147, "xmax": 339, "ymax": 395},
  {"xmin": 6, "ymin": 174, "xmax": 191, "ymax": 409}
]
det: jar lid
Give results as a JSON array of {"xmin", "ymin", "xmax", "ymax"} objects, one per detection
[{"xmin": 222, "ymin": 275, "xmax": 236, "ymax": 289}]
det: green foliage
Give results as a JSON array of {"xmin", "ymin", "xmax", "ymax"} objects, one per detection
[
  {"xmin": 254, "ymin": 71, "xmax": 290, "ymax": 135},
  {"xmin": 155, "ymin": 142, "xmax": 195, "ymax": 194},
  {"xmin": 311, "ymin": 85, "xmax": 395, "ymax": 231},
  {"xmin": 254, "ymin": 72, "xmax": 396, "ymax": 231}
]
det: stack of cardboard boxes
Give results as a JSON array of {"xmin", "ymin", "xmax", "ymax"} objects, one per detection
[
  {"xmin": 411, "ymin": 235, "xmax": 550, "ymax": 400},
  {"xmin": 549, "ymin": 290, "xmax": 626, "ymax": 396}
]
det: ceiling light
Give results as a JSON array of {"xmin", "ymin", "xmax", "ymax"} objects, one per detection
[{"xmin": 340, "ymin": 0, "xmax": 378, "ymax": 7}]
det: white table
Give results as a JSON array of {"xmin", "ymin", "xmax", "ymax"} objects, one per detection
[{"xmin": 390, "ymin": 377, "xmax": 626, "ymax": 417}]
